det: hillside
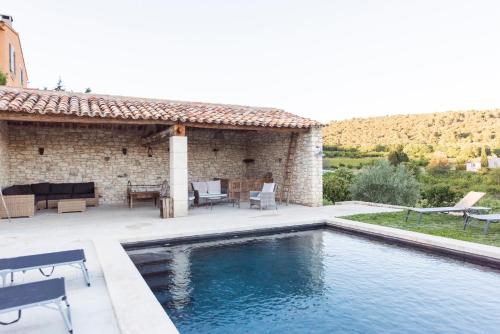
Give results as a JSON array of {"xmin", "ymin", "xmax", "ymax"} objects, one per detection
[{"xmin": 323, "ymin": 110, "xmax": 500, "ymax": 150}]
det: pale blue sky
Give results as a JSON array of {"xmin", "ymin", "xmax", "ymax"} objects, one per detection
[{"xmin": 3, "ymin": 1, "xmax": 500, "ymax": 121}]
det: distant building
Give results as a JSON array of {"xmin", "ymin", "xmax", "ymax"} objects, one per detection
[
  {"xmin": 466, "ymin": 155, "xmax": 500, "ymax": 172},
  {"xmin": 0, "ymin": 14, "xmax": 28, "ymax": 87}
]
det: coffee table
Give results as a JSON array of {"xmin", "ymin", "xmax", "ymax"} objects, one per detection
[
  {"xmin": 57, "ymin": 199, "xmax": 86, "ymax": 214},
  {"xmin": 204, "ymin": 195, "xmax": 228, "ymax": 210}
]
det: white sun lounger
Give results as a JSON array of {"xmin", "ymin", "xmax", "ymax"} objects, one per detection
[{"xmin": 405, "ymin": 191, "xmax": 489, "ymax": 224}]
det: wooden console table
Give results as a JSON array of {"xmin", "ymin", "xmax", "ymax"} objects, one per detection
[{"xmin": 127, "ymin": 182, "xmax": 161, "ymax": 208}]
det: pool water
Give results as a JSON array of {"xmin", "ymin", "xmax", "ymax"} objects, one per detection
[{"xmin": 127, "ymin": 229, "xmax": 500, "ymax": 334}]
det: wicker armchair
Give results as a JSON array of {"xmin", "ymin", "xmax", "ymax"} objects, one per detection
[
  {"xmin": 249, "ymin": 183, "xmax": 277, "ymax": 210},
  {"xmin": 0, "ymin": 195, "xmax": 35, "ymax": 218}
]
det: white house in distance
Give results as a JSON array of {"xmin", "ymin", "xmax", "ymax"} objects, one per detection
[{"xmin": 466, "ymin": 155, "xmax": 500, "ymax": 172}]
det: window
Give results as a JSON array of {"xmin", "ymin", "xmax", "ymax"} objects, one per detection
[
  {"xmin": 20, "ymin": 69, "xmax": 24, "ymax": 87},
  {"xmin": 8, "ymin": 43, "xmax": 16, "ymax": 75}
]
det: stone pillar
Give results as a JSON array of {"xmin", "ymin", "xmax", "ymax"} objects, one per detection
[
  {"xmin": 290, "ymin": 126, "xmax": 323, "ymax": 206},
  {"xmin": 0, "ymin": 121, "xmax": 10, "ymax": 188},
  {"xmin": 170, "ymin": 135, "xmax": 188, "ymax": 217}
]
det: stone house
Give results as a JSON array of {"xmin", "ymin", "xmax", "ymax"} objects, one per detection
[{"xmin": 0, "ymin": 87, "xmax": 323, "ymax": 217}]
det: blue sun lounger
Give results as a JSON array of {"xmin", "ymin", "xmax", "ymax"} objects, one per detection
[
  {"xmin": 0, "ymin": 249, "xmax": 90, "ymax": 287},
  {"xmin": 0, "ymin": 278, "xmax": 73, "ymax": 333}
]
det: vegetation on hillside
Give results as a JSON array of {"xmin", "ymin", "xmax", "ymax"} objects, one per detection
[{"xmin": 323, "ymin": 110, "xmax": 500, "ymax": 156}]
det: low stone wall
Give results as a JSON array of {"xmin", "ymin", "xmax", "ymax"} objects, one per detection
[
  {"xmin": 0, "ymin": 121, "xmax": 9, "ymax": 188},
  {"xmin": 6, "ymin": 123, "xmax": 323, "ymax": 206}
]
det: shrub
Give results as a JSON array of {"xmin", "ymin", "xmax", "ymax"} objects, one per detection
[
  {"xmin": 402, "ymin": 160, "xmax": 422, "ymax": 178},
  {"xmin": 322, "ymin": 168, "xmax": 354, "ymax": 203},
  {"xmin": 427, "ymin": 152, "xmax": 450, "ymax": 174},
  {"xmin": 487, "ymin": 169, "xmax": 500, "ymax": 185},
  {"xmin": 387, "ymin": 145, "xmax": 409, "ymax": 166},
  {"xmin": 421, "ymin": 184, "xmax": 462, "ymax": 207},
  {"xmin": 350, "ymin": 161, "xmax": 420, "ymax": 206}
]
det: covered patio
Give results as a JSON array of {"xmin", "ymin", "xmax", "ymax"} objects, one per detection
[{"xmin": 0, "ymin": 86, "xmax": 323, "ymax": 218}]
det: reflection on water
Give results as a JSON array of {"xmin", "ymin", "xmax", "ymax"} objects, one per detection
[{"xmin": 128, "ymin": 229, "xmax": 500, "ymax": 334}]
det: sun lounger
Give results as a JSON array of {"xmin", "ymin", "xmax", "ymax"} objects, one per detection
[
  {"xmin": 0, "ymin": 278, "xmax": 73, "ymax": 333},
  {"xmin": 405, "ymin": 191, "xmax": 489, "ymax": 224},
  {"xmin": 464, "ymin": 213, "xmax": 500, "ymax": 235},
  {"xmin": 0, "ymin": 249, "xmax": 90, "ymax": 287}
]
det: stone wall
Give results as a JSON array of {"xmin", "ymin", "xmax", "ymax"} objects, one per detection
[
  {"xmin": 6, "ymin": 123, "xmax": 323, "ymax": 206},
  {"xmin": 0, "ymin": 121, "xmax": 9, "ymax": 188},
  {"xmin": 8, "ymin": 124, "xmax": 169, "ymax": 203}
]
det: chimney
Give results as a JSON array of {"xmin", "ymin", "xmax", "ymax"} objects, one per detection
[{"xmin": 0, "ymin": 14, "xmax": 13, "ymax": 28}]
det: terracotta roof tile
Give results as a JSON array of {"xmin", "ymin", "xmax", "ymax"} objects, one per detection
[{"xmin": 0, "ymin": 87, "xmax": 321, "ymax": 129}]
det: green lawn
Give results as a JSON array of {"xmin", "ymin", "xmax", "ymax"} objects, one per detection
[{"xmin": 343, "ymin": 211, "xmax": 500, "ymax": 247}]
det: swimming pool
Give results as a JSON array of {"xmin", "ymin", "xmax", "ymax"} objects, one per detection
[{"xmin": 127, "ymin": 228, "xmax": 500, "ymax": 333}]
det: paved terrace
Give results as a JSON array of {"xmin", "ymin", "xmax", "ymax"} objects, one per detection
[{"xmin": 0, "ymin": 203, "xmax": 397, "ymax": 334}]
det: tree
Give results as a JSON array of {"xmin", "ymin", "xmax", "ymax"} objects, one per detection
[
  {"xmin": 0, "ymin": 71, "xmax": 7, "ymax": 85},
  {"xmin": 84, "ymin": 87, "xmax": 92, "ymax": 93},
  {"xmin": 387, "ymin": 145, "xmax": 409, "ymax": 166},
  {"xmin": 350, "ymin": 161, "xmax": 420, "ymax": 206},
  {"xmin": 480, "ymin": 146, "xmax": 489, "ymax": 168},
  {"xmin": 54, "ymin": 77, "xmax": 65, "ymax": 91}
]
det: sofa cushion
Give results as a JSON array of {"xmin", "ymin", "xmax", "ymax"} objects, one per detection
[
  {"xmin": 3, "ymin": 185, "xmax": 34, "ymax": 195},
  {"xmin": 192, "ymin": 181, "xmax": 208, "ymax": 194},
  {"xmin": 31, "ymin": 182, "xmax": 50, "ymax": 195},
  {"xmin": 73, "ymin": 182, "xmax": 94, "ymax": 194},
  {"xmin": 262, "ymin": 183, "xmax": 275, "ymax": 193},
  {"xmin": 72, "ymin": 193, "xmax": 94, "ymax": 199},
  {"xmin": 207, "ymin": 180, "xmax": 221, "ymax": 194},
  {"xmin": 2, "ymin": 186, "xmax": 17, "ymax": 195},
  {"xmin": 35, "ymin": 194, "xmax": 47, "ymax": 202},
  {"xmin": 47, "ymin": 194, "xmax": 72, "ymax": 200},
  {"xmin": 50, "ymin": 183, "xmax": 74, "ymax": 195}
]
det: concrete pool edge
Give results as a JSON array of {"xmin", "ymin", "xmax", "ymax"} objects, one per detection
[
  {"xmin": 93, "ymin": 238, "xmax": 180, "ymax": 334},
  {"xmin": 94, "ymin": 217, "xmax": 500, "ymax": 334}
]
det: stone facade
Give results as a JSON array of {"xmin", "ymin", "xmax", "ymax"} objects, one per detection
[
  {"xmin": 5, "ymin": 123, "xmax": 322, "ymax": 206},
  {"xmin": 246, "ymin": 127, "xmax": 323, "ymax": 206},
  {"xmin": 0, "ymin": 121, "xmax": 9, "ymax": 188}
]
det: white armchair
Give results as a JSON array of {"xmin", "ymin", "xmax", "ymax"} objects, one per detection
[{"xmin": 249, "ymin": 183, "xmax": 277, "ymax": 210}]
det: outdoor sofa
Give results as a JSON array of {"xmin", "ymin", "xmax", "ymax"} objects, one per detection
[
  {"xmin": 1, "ymin": 182, "xmax": 98, "ymax": 218},
  {"xmin": 405, "ymin": 191, "xmax": 490, "ymax": 224},
  {"xmin": 191, "ymin": 180, "xmax": 228, "ymax": 206}
]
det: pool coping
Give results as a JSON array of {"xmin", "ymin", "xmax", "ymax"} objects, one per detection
[{"xmin": 95, "ymin": 218, "xmax": 500, "ymax": 334}]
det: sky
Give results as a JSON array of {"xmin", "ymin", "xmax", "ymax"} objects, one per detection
[{"xmin": 3, "ymin": 0, "xmax": 500, "ymax": 122}]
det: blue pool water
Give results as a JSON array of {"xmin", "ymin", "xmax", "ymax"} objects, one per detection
[{"xmin": 128, "ymin": 229, "xmax": 500, "ymax": 333}]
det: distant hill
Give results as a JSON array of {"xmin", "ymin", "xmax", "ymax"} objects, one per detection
[{"xmin": 323, "ymin": 110, "xmax": 500, "ymax": 151}]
